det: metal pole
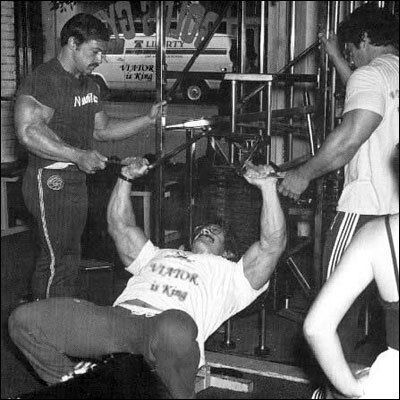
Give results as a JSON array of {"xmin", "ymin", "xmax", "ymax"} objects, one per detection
[
  {"xmin": 185, "ymin": 129, "xmax": 196, "ymax": 248},
  {"xmin": 240, "ymin": 1, "xmax": 246, "ymax": 74},
  {"xmin": 329, "ymin": 1, "xmax": 340, "ymax": 132},
  {"xmin": 230, "ymin": 79, "xmax": 237, "ymax": 163},
  {"xmin": 168, "ymin": 1, "xmax": 232, "ymax": 100},
  {"xmin": 287, "ymin": 1, "xmax": 296, "ymax": 161},
  {"xmin": 259, "ymin": 1, "xmax": 266, "ymax": 159},
  {"xmin": 155, "ymin": 2, "xmax": 166, "ymax": 246},
  {"xmin": 238, "ymin": 40, "xmax": 319, "ymax": 108},
  {"xmin": 303, "ymin": 91, "xmax": 316, "ymax": 156},
  {"xmin": 266, "ymin": 80, "xmax": 272, "ymax": 164}
]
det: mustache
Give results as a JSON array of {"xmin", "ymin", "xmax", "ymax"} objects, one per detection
[
  {"xmin": 89, "ymin": 64, "xmax": 99, "ymax": 68},
  {"xmin": 194, "ymin": 233, "xmax": 214, "ymax": 243}
]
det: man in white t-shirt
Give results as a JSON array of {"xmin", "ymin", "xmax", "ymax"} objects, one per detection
[
  {"xmin": 278, "ymin": 3, "xmax": 399, "ymax": 358},
  {"xmin": 8, "ymin": 158, "xmax": 286, "ymax": 399}
]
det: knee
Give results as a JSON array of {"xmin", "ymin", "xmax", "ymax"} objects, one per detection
[
  {"xmin": 8, "ymin": 304, "xmax": 34, "ymax": 342},
  {"xmin": 152, "ymin": 310, "xmax": 199, "ymax": 355}
]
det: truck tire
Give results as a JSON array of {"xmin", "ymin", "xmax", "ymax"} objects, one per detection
[
  {"xmin": 89, "ymin": 75, "xmax": 111, "ymax": 101},
  {"xmin": 182, "ymin": 80, "xmax": 209, "ymax": 103}
]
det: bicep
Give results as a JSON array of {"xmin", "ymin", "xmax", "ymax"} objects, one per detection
[
  {"xmin": 112, "ymin": 225, "xmax": 148, "ymax": 268},
  {"xmin": 242, "ymin": 242, "xmax": 282, "ymax": 290},
  {"xmin": 14, "ymin": 95, "xmax": 54, "ymax": 140},
  {"xmin": 339, "ymin": 109, "xmax": 382, "ymax": 148}
]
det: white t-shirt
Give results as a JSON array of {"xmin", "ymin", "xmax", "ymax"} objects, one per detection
[
  {"xmin": 113, "ymin": 240, "xmax": 269, "ymax": 366},
  {"xmin": 338, "ymin": 54, "xmax": 399, "ymax": 215}
]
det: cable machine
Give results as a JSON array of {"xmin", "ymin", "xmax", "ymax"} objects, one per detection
[{"xmin": 152, "ymin": 0, "xmax": 397, "ymax": 359}]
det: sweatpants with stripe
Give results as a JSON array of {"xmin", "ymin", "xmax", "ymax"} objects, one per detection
[
  {"xmin": 8, "ymin": 298, "xmax": 200, "ymax": 399},
  {"xmin": 22, "ymin": 166, "xmax": 88, "ymax": 299},
  {"xmin": 322, "ymin": 211, "xmax": 386, "ymax": 357}
]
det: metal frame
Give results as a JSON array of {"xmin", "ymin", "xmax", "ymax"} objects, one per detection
[{"xmin": 152, "ymin": 0, "xmax": 398, "ymax": 357}]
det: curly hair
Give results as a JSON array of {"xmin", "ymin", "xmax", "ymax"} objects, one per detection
[
  {"xmin": 338, "ymin": 3, "xmax": 399, "ymax": 50},
  {"xmin": 192, "ymin": 219, "xmax": 240, "ymax": 261},
  {"xmin": 60, "ymin": 13, "xmax": 110, "ymax": 47}
]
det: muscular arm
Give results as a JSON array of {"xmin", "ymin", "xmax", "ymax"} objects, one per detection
[
  {"xmin": 15, "ymin": 95, "xmax": 82, "ymax": 162},
  {"xmin": 303, "ymin": 225, "xmax": 377, "ymax": 398},
  {"xmin": 279, "ymin": 108, "xmax": 382, "ymax": 199},
  {"xmin": 14, "ymin": 95, "xmax": 107, "ymax": 173},
  {"xmin": 299, "ymin": 108, "xmax": 382, "ymax": 179},
  {"xmin": 242, "ymin": 165, "xmax": 287, "ymax": 290},
  {"xmin": 319, "ymin": 32, "xmax": 352, "ymax": 84},
  {"xmin": 93, "ymin": 101, "xmax": 165, "ymax": 141},
  {"xmin": 107, "ymin": 158, "xmax": 148, "ymax": 267}
]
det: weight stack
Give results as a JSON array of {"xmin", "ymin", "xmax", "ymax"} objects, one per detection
[
  {"xmin": 195, "ymin": 166, "xmax": 262, "ymax": 257},
  {"xmin": 79, "ymin": 259, "xmax": 115, "ymax": 306}
]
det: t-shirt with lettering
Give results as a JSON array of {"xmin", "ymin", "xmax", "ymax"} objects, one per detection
[
  {"xmin": 17, "ymin": 58, "xmax": 103, "ymax": 169},
  {"xmin": 113, "ymin": 240, "xmax": 269, "ymax": 366}
]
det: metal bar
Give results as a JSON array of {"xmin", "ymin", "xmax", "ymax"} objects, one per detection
[
  {"xmin": 259, "ymin": 1, "xmax": 266, "ymax": 159},
  {"xmin": 265, "ymin": 81, "xmax": 272, "ymax": 163},
  {"xmin": 303, "ymin": 91, "xmax": 315, "ymax": 155},
  {"xmin": 230, "ymin": 79, "xmax": 237, "ymax": 163},
  {"xmin": 235, "ymin": 106, "xmax": 315, "ymax": 123},
  {"xmin": 329, "ymin": 1, "xmax": 340, "ymax": 132},
  {"xmin": 225, "ymin": 73, "xmax": 317, "ymax": 83},
  {"xmin": 167, "ymin": 1, "xmax": 232, "ymax": 100},
  {"xmin": 238, "ymin": 41, "xmax": 320, "ymax": 108},
  {"xmin": 286, "ymin": 257, "xmax": 312, "ymax": 296},
  {"xmin": 185, "ymin": 129, "xmax": 196, "ymax": 248},
  {"xmin": 210, "ymin": 137, "xmax": 231, "ymax": 165},
  {"xmin": 155, "ymin": 1, "xmax": 166, "ymax": 246},
  {"xmin": 287, "ymin": 1, "xmax": 296, "ymax": 161},
  {"xmin": 148, "ymin": 132, "xmax": 207, "ymax": 170}
]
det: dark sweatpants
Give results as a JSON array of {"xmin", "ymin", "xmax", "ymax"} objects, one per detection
[
  {"xmin": 22, "ymin": 165, "xmax": 88, "ymax": 299},
  {"xmin": 8, "ymin": 298, "xmax": 200, "ymax": 399}
]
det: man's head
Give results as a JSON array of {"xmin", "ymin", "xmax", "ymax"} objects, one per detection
[
  {"xmin": 190, "ymin": 220, "xmax": 238, "ymax": 261},
  {"xmin": 60, "ymin": 13, "xmax": 110, "ymax": 75},
  {"xmin": 338, "ymin": 3, "xmax": 399, "ymax": 68}
]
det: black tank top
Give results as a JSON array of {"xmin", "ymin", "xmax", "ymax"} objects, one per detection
[{"xmin": 381, "ymin": 215, "xmax": 399, "ymax": 350}]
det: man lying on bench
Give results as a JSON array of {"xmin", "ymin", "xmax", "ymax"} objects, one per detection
[{"xmin": 8, "ymin": 157, "xmax": 286, "ymax": 399}]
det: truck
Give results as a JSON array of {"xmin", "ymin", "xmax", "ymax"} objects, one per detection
[{"xmin": 91, "ymin": 33, "xmax": 233, "ymax": 102}]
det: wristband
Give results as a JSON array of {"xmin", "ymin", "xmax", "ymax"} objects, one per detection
[{"xmin": 116, "ymin": 173, "xmax": 135, "ymax": 183}]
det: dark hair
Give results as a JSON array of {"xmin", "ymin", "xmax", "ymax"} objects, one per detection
[
  {"xmin": 60, "ymin": 13, "xmax": 110, "ymax": 47},
  {"xmin": 338, "ymin": 3, "xmax": 399, "ymax": 50},
  {"xmin": 193, "ymin": 219, "xmax": 239, "ymax": 261}
]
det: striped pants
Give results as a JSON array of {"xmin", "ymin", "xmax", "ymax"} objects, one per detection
[
  {"xmin": 22, "ymin": 165, "xmax": 88, "ymax": 299},
  {"xmin": 321, "ymin": 211, "xmax": 384, "ymax": 357}
]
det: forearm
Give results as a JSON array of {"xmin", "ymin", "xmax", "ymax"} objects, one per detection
[
  {"xmin": 21, "ymin": 123, "xmax": 82, "ymax": 162},
  {"xmin": 107, "ymin": 178, "xmax": 142, "ymax": 241},
  {"xmin": 330, "ymin": 54, "xmax": 352, "ymax": 84},
  {"xmin": 259, "ymin": 184, "xmax": 286, "ymax": 251},
  {"xmin": 298, "ymin": 126, "xmax": 357, "ymax": 181},
  {"xmin": 306, "ymin": 331, "xmax": 364, "ymax": 398},
  {"xmin": 94, "ymin": 115, "xmax": 153, "ymax": 141}
]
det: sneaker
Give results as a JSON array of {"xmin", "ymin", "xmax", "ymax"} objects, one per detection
[
  {"xmin": 311, "ymin": 386, "xmax": 326, "ymax": 399},
  {"xmin": 60, "ymin": 361, "xmax": 97, "ymax": 382}
]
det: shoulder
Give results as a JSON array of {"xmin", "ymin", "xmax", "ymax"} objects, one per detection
[
  {"xmin": 29, "ymin": 59, "xmax": 61, "ymax": 81},
  {"xmin": 351, "ymin": 55, "xmax": 398, "ymax": 83},
  {"xmin": 18, "ymin": 59, "xmax": 61, "ymax": 94}
]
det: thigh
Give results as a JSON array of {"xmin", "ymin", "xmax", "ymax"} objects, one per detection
[{"xmin": 17, "ymin": 298, "xmax": 146, "ymax": 359}]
